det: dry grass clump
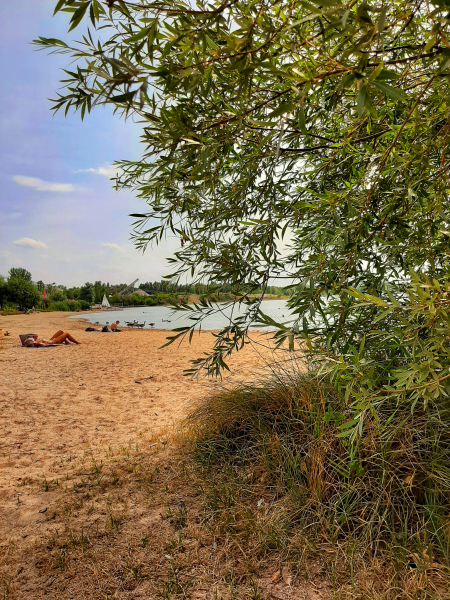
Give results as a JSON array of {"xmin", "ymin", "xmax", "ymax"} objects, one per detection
[{"xmin": 183, "ymin": 365, "xmax": 450, "ymax": 598}]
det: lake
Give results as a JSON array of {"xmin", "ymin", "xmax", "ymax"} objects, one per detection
[{"xmin": 70, "ymin": 299, "xmax": 293, "ymax": 331}]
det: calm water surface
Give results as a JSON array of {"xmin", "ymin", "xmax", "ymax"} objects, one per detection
[{"xmin": 70, "ymin": 299, "xmax": 293, "ymax": 331}]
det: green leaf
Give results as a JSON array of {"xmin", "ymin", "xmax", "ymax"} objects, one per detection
[
  {"xmin": 357, "ymin": 83, "xmax": 367, "ymax": 117},
  {"xmin": 377, "ymin": 6, "xmax": 387, "ymax": 35},
  {"xmin": 336, "ymin": 429, "xmax": 354, "ymax": 438},
  {"xmin": 126, "ymin": 26, "xmax": 151, "ymax": 43},
  {"xmin": 205, "ymin": 35, "xmax": 219, "ymax": 50},
  {"xmin": 372, "ymin": 80, "xmax": 406, "ymax": 102},
  {"xmin": 110, "ymin": 91, "xmax": 136, "ymax": 103},
  {"xmin": 268, "ymin": 102, "xmax": 296, "ymax": 119},
  {"xmin": 297, "ymin": 105, "xmax": 307, "ymax": 134},
  {"xmin": 53, "ymin": 0, "xmax": 67, "ymax": 16},
  {"xmin": 68, "ymin": 1, "xmax": 90, "ymax": 31},
  {"xmin": 368, "ymin": 62, "xmax": 384, "ymax": 81}
]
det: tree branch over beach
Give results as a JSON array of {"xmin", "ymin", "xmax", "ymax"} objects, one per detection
[{"xmin": 37, "ymin": 0, "xmax": 450, "ymax": 438}]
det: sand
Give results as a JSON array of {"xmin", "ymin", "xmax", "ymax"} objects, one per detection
[{"xmin": 0, "ymin": 312, "xmax": 275, "ymax": 539}]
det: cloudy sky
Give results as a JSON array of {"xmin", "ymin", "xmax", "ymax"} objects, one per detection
[{"xmin": 0, "ymin": 1, "xmax": 178, "ymax": 286}]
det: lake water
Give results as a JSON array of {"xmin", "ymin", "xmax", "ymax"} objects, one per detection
[{"xmin": 70, "ymin": 299, "xmax": 293, "ymax": 331}]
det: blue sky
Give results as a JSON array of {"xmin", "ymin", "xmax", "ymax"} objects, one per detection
[{"xmin": 0, "ymin": 1, "xmax": 178, "ymax": 287}]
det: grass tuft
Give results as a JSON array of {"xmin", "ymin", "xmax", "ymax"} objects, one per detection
[{"xmin": 183, "ymin": 365, "xmax": 450, "ymax": 596}]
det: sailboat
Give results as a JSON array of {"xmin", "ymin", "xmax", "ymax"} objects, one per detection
[{"xmin": 101, "ymin": 294, "xmax": 111, "ymax": 309}]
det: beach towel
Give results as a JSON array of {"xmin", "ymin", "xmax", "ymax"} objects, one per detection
[{"xmin": 24, "ymin": 344, "xmax": 60, "ymax": 348}]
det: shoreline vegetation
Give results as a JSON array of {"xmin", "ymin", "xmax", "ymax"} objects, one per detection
[{"xmin": 0, "ymin": 268, "xmax": 291, "ymax": 315}]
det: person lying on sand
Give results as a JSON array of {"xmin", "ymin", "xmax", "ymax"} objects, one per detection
[
  {"xmin": 85, "ymin": 321, "xmax": 121, "ymax": 332},
  {"xmin": 85, "ymin": 325, "xmax": 110, "ymax": 332},
  {"xmin": 23, "ymin": 330, "xmax": 80, "ymax": 347}
]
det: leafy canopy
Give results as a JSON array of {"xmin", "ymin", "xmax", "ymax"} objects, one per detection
[
  {"xmin": 9, "ymin": 268, "xmax": 32, "ymax": 282},
  {"xmin": 6, "ymin": 279, "xmax": 41, "ymax": 311},
  {"xmin": 37, "ymin": 0, "xmax": 450, "ymax": 434},
  {"xmin": 78, "ymin": 282, "xmax": 95, "ymax": 304}
]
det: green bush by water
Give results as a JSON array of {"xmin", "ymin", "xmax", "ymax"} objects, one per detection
[{"xmin": 40, "ymin": 299, "xmax": 90, "ymax": 311}]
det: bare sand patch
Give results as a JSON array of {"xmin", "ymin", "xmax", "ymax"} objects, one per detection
[{"xmin": 0, "ymin": 312, "xmax": 274, "ymax": 542}]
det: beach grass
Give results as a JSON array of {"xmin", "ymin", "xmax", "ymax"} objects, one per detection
[{"xmin": 181, "ymin": 363, "xmax": 450, "ymax": 597}]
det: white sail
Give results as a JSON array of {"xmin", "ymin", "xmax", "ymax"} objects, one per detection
[{"xmin": 101, "ymin": 294, "xmax": 111, "ymax": 308}]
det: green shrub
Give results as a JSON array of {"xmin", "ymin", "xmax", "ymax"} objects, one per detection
[
  {"xmin": 1, "ymin": 300, "xmax": 16, "ymax": 310},
  {"xmin": 49, "ymin": 290, "xmax": 66, "ymax": 302},
  {"xmin": 40, "ymin": 297, "xmax": 51, "ymax": 309},
  {"xmin": 109, "ymin": 293, "xmax": 122, "ymax": 305},
  {"xmin": 66, "ymin": 301, "xmax": 80, "ymax": 311},
  {"xmin": 155, "ymin": 293, "xmax": 175, "ymax": 304},
  {"xmin": 48, "ymin": 301, "xmax": 71, "ymax": 311},
  {"xmin": 0, "ymin": 277, "xmax": 7, "ymax": 309},
  {"xmin": 130, "ymin": 293, "xmax": 143, "ymax": 305},
  {"xmin": 77, "ymin": 300, "xmax": 90, "ymax": 310},
  {"xmin": 320, "ymin": 274, "xmax": 450, "ymax": 443},
  {"xmin": 1, "ymin": 308, "xmax": 22, "ymax": 316}
]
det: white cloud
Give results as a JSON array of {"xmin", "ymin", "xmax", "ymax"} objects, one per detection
[
  {"xmin": 74, "ymin": 164, "xmax": 121, "ymax": 178},
  {"xmin": 102, "ymin": 243, "xmax": 125, "ymax": 252},
  {"xmin": 12, "ymin": 175, "xmax": 75, "ymax": 193},
  {"xmin": 13, "ymin": 237, "xmax": 48, "ymax": 249}
]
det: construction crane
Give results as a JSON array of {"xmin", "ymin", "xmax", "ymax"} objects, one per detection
[{"xmin": 118, "ymin": 279, "xmax": 139, "ymax": 296}]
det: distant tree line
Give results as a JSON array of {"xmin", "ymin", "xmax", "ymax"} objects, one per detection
[
  {"xmin": 0, "ymin": 268, "xmax": 92, "ymax": 312},
  {"xmin": 138, "ymin": 280, "xmax": 291, "ymax": 296},
  {"xmin": 1, "ymin": 269, "xmax": 291, "ymax": 312}
]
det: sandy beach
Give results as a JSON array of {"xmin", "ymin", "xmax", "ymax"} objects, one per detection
[{"xmin": 0, "ymin": 312, "xmax": 275, "ymax": 539}]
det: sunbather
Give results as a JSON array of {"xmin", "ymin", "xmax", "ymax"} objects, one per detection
[
  {"xmin": 24, "ymin": 330, "xmax": 80, "ymax": 347},
  {"xmin": 111, "ymin": 321, "xmax": 121, "ymax": 331},
  {"xmin": 85, "ymin": 325, "xmax": 110, "ymax": 332}
]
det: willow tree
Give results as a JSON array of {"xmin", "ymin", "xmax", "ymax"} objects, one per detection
[{"xmin": 37, "ymin": 0, "xmax": 450, "ymax": 432}]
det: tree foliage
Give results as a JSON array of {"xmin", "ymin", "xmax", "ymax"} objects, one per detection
[
  {"xmin": 78, "ymin": 282, "xmax": 95, "ymax": 304},
  {"xmin": 9, "ymin": 267, "xmax": 32, "ymax": 282},
  {"xmin": 0, "ymin": 276, "xmax": 7, "ymax": 309},
  {"xmin": 6, "ymin": 278, "xmax": 41, "ymax": 311},
  {"xmin": 1, "ymin": 269, "xmax": 40, "ymax": 310},
  {"xmin": 37, "ymin": 0, "xmax": 450, "ymax": 434}
]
